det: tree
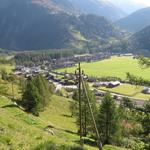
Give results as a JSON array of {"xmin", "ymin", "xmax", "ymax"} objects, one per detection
[
  {"xmin": 33, "ymin": 74, "xmax": 51, "ymax": 109},
  {"xmin": 97, "ymin": 93, "xmax": 121, "ymax": 144},
  {"xmin": 126, "ymin": 72, "xmax": 150, "ymax": 86},
  {"xmin": 139, "ymin": 56, "xmax": 150, "ymax": 68},
  {"xmin": 22, "ymin": 75, "xmax": 53, "ymax": 115},
  {"xmin": 22, "ymin": 79, "xmax": 41, "ymax": 115},
  {"xmin": 0, "ymin": 69, "xmax": 8, "ymax": 81},
  {"xmin": 141, "ymin": 100, "xmax": 150, "ymax": 150},
  {"xmin": 121, "ymin": 97, "xmax": 134, "ymax": 110}
]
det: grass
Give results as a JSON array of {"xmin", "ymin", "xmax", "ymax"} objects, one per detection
[
  {"xmin": 0, "ymin": 64, "xmax": 14, "ymax": 73},
  {"xmin": 0, "ymin": 95, "xmax": 129, "ymax": 150},
  {"xmin": 57, "ymin": 56, "xmax": 150, "ymax": 80},
  {"xmin": 0, "ymin": 79, "xmax": 21, "ymax": 100},
  {"xmin": 99, "ymin": 84, "xmax": 150, "ymax": 100}
]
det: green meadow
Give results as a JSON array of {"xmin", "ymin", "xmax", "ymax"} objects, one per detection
[
  {"xmin": 99, "ymin": 84, "xmax": 150, "ymax": 100},
  {"xmin": 57, "ymin": 56, "xmax": 150, "ymax": 80},
  {"xmin": 0, "ymin": 95, "xmax": 128, "ymax": 150}
]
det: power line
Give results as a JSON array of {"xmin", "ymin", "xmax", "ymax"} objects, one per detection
[
  {"xmin": 81, "ymin": 77, "xmax": 103, "ymax": 150},
  {"xmin": 75, "ymin": 62, "xmax": 103, "ymax": 150},
  {"xmin": 75, "ymin": 62, "xmax": 83, "ymax": 146}
]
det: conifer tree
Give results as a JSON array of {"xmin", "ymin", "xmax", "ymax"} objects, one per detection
[
  {"xmin": 22, "ymin": 79, "xmax": 41, "ymax": 115},
  {"xmin": 33, "ymin": 74, "xmax": 52, "ymax": 108},
  {"xmin": 97, "ymin": 93, "xmax": 120, "ymax": 144},
  {"xmin": 22, "ymin": 75, "xmax": 53, "ymax": 115}
]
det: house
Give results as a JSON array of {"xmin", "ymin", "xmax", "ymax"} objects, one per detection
[
  {"xmin": 142, "ymin": 87, "xmax": 150, "ymax": 94},
  {"xmin": 93, "ymin": 82, "xmax": 101, "ymax": 88},
  {"xmin": 13, "ymin": 71, "xmax": 22, "ymax": 75},
  {"xmin": 107, "ymin": 81, "xmax": 121, "ymax": 88},
  {"xmin": 93, "ymin": 89, "xmax": 104, "ymax": 97}
]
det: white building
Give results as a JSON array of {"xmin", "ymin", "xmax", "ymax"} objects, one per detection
[{"xmin": 143, "ymin": 87, "xmax": 150, "ymax": 94}]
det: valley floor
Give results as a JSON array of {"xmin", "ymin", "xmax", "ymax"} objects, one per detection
[{"xmin": 57, "ymin": 56, "xmax": 150, "ymax": 80}]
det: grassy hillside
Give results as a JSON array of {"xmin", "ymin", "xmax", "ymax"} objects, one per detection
[
  {"xmin": 0, "ymin": 95, "xmax": 129, "ymax": 150},
  {"xmin": 57, "ymin": 56, "xmax": 150, "ymax": 80},
  {"xmin": 0, "ymin": 64, "xmax": 14, "ymax": 73}
]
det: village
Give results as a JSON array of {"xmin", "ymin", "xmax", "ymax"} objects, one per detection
[{"xmin": 13, "ymin": 53, "xmax": 150, "ymax": 107}]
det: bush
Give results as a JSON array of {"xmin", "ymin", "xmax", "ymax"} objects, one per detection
[{"xmin": 131, "ymin": 139, "xmax": 145, "ymax": 150}]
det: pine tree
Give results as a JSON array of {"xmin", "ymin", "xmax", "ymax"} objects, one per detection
[
  {"xmin": 22, "ymin": 79, "xmax": 41, "ymax": 115},
  {"xmin": 22, "ymin": 75, "xmax": 52, "ymax": 115},
  {"xmin": 97, "ymin": 93, "xmax": 120, "ymax": 144},
  {"xmin": 33, "ymin": 74, "xmax": 51, "ymax": 109}
]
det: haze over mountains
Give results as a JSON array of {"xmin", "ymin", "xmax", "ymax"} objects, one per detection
[
  {"xmin": 68, "ymin": 0, "xmax": 126, "ymax": 21},
  {"xmin": 0, "ymin": 0, "xmax": 150, "ymax": 54},
  {"xmin": 129, "ymin": 25, "xmax": 150, "ymax": 54},
  {"xmin": 117, "ymin": 7, "xmax": 150, "ymax": 32}
]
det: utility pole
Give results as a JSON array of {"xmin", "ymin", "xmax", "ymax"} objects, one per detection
[
  {"xmin": 81, "ymin": 77, "xmax": 103, "ymax": 150},
  {"xmin": 78, "ymin": 62, "xmax": 83, "ymax": 146},
  {"xmin": 75, "ymin": 63, "xmax": 103, "ymax": 149},
  {"xmin": 75, "ymin": 62, "xmax": 83, "ymax": 146}
]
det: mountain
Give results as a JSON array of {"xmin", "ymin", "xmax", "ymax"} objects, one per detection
[
  {"xmin": 117, "ymin": 7, "xmax": 150, "ymax": 32},
  {"xmin": 128, "ymin": 26, "xmax": 150, "ymax": 54},
  {"xmin": 69, "ymin": 0, "xmax": 126, "ymax": 21},
  {"xmin": 0, "ymin": 0, "xmax": 123, "ymax": 51}
]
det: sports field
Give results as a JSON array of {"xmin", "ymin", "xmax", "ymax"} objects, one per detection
[{"xmin": 57, "ymin": 56, "xmax": 150, "ymax": 80}]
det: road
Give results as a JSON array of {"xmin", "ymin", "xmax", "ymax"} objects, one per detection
[{"xmin": 97, "ymin": 89, "xmax": 146, "ymax": 106}]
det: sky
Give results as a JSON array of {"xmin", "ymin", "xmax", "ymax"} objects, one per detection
[
  {"xmin": 134, "ymin": 0, "xmax": 150, "ymax": 6},
  {"xmin": 109, "ymin": 0, "xmax": 150, "ymax": 13},
  {"xmin": 110, "ymin": 0, "xmax": 150, "ymax": 6}
]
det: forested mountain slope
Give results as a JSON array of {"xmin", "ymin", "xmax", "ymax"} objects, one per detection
[{"xmin": 0, "ymin": 0, "xmax": 122, "ymax": 51}]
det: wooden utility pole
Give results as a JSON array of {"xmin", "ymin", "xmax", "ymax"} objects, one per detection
[
  {"xmin": 75, "ymin": 63, "xmax": 83, "ymax": 146},
  {"xmin": 76, "ymin": 63, "xmax": 103, "ymax": 149},
  {"xmin": 78, "ymin": 62, "xmax": 83, "ymax": 146}
]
